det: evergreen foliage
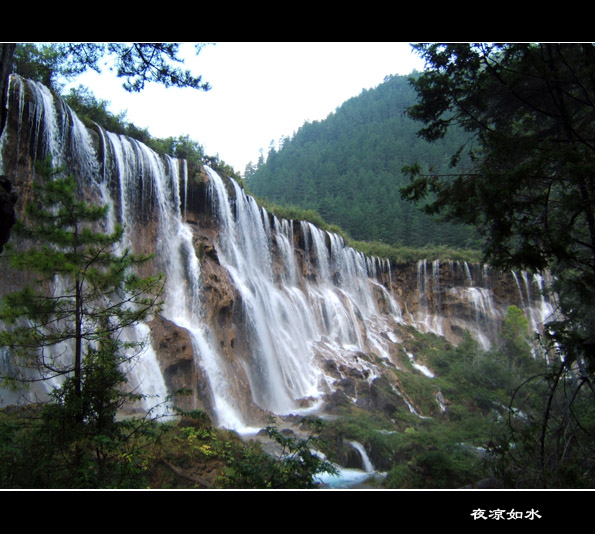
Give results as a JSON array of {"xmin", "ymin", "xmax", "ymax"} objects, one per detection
[
  {"xmin": 0, "ymin": 159, "xmax": 165, "ymax": 487},
  {"xmin": 398, "ymin": 43, "xmax": 595, "ymax": 487},
  {"xmin": 245, "ymin": 74, "xmax": 478, "ymax": 250},
  {"xmin": 11, "ymin": 43, "xmax": 212, "ymax": 93},
  {"xmin": 401, "ymin": 44, "xmax": 595, "ymax": 376},
  {"xmin": 11, "ymin": 44, "xmax": 67, "ymax": 89}
]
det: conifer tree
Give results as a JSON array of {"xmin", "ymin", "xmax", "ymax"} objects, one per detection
[{"xmin": 0, "ymin": 159, "xmax": 164, "ymax": 485}]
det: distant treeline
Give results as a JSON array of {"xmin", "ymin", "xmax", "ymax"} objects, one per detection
[{"xmin": 245, "ymin": 73, "xmax": 479, "ymax": 251}]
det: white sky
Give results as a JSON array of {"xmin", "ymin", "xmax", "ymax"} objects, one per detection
[{"xmin": 65, "ymin": 42, "xmax": 425, "ymax": 175}]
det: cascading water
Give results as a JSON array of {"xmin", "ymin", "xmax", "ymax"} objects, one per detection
[
  {"xmin": 415, "ymin": 259, "xmax": 445, "ymax": 337},
  {"xmin": 315, "ymin": 440, "xmax": 378, "ymax": 488},
  {"xmin": 414, "ymin": 259, "xmax": 556, "ymax": 350},
  {"xmin": 99, "ymin": 130, "xmax": 254, "ymax": 429},
  {"xmin": 203, "ymin": 169, "xmax": 404, "ymax": 422},
  {"xmin": 1, "ymin": 76, "xmax": 407, "ymax": 432},
  {"xmin": 0, "ymin": 78, "xmax": 172, "ymax": 418},
  {"xmin": 204, "ymin": 169, "xmax": 321, "ymax": 418},
  {"xmin": 1, "ymin": 75, "xmax": 559, "ymax": 438},
  {"xmin": 348, "ymin": 440, "xmax": 375, "ymax": 472}
]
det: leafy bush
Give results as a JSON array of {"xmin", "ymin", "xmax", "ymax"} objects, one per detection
[{"xmin": 217, "ymin": 418, "xmax": 337, "ymax": 489}]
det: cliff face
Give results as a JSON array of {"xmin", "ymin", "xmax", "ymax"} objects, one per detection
[
  {"xmin": 0, "ymin": 76, "xmax": 556, "ymax": 432},
  {"xmin": 387, "ymin": 259, "xmax": 553, "ymax": 349}
]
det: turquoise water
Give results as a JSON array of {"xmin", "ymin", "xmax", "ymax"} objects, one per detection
[{"xmin": 315, "ymin": 467, "xmax": 378, "ymax": 489}]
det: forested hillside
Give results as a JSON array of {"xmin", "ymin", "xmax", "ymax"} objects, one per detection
[{"xmin": 245, "ymin": 74, "xmax": 477, "ymax": 249}]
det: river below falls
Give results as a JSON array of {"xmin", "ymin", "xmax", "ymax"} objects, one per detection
[{"xmin": 316, "ymin": 469, "xmax": 386, "ymax": 489}]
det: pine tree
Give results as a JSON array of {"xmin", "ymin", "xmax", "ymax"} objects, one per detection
[{"xmin": 0, "ymin": 159, "xmax": 164, "ymax": 486}]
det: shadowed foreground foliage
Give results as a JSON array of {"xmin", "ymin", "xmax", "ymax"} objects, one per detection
[{"xmin": 0, "ymin": 406, "xmax": 337, "ymax": 489}]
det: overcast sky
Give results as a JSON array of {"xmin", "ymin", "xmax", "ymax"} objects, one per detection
[{"xmin": 65, "ymin": 42, "xmax": 425, "ymax": 175}]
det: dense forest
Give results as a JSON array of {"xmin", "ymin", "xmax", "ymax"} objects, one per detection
[{"xmin": 245, "ymin": 73, "xmax": 478, "ymax": 249}]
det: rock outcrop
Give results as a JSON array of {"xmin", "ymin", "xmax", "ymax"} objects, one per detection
[{"xmin": 0, "ymin": 176, "xmax": 17, "ymax": 254}]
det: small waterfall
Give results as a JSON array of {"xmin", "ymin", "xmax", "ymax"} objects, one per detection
[
  {"xmin": 119, "ymin": 323, "xmax": 172, "ymax": 419},
  {"xmin": 415, "ymin": 259, "xmax": 445, "ymax": 337},
  {"xmin": 432, "ymin": 259, "xmax": 440, "ymax": 296},
  {"xmin": 436, "ymin": 390, "xmax": 447, "ymax": 413},
  {"xmin": 347, "ymin": 440, "xmax": 374, "ymax": 472},
  {"xmin": 273, "ymin": 216, "xmax": 298, "ymax": 286},
  {"xmin": 413, "ymin": 259, "xmax": 558, "ymax": 350},
  {"xmin": 407, "ymin": 351, "xmax": 435, "ymax": 378},
  {"xmin": 512, "ymin": 270, "xmax": 556, "ymax": 334},
  {"xmin": 463, "ymin": 261, "xmax": 473, "ymax": 285},
  {"xmin": 521, "ymin": 271, "xmax": 538, "ymax": 332},
  {"xmin": 315, "ymin": 440, "xmax": 378, "ymax": 488},
  {"xmin": 416, "ymin": 259, "xmax": 429, "ymax": 328}
]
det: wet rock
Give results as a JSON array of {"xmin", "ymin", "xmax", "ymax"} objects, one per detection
[
  {"xmin": 369, "ymin": 377, "xmax": 400, "ymax": 417},
  {"xmin": 0, "ymin": 176, "xmax": 17, "ymax": 254},
  {"xmin": 149, "ymin": 315, "xmax": 208, "ymax": 414}
]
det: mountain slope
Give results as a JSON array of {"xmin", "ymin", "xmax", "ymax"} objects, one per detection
[{"xmin": 245, "ymin": 74, "xmax": 477, "ymax": 249}]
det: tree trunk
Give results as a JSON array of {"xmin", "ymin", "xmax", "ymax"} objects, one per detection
[
  {"xmin": 0, "ymin": 44, "xmax": 16, "ymax": 255},
  {"xmin": 0, "ymin": 43, "xmax": 16, "ymax": 137}
]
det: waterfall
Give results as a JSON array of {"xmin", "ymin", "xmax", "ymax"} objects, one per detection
[
  {"xmin": 100, "ymin": 132, "xmax": 255, "ymax": 429},
  {"xmin": 413, "ymin": 258, "xmax": 558, "ymax": 350},
  {"xmin": 0, "ymin": 76, "xmax": 558, "ymax": 435},
  {"xmin": 511, "ymin": 270, "xmax": 556, "ymax": 332},
  {"xmin": 415, "ymin": 259, "xmax": 445, "ymax": 337},
  {"xmin": 463, "ymin": 261, "xmax": 473, "ymax": 285},
  {"xmin": 204, "ymin": 170, "xmax": 318, "ymax": 416},
  {"xmin": 273, "ymin": 216, "xmax": 298, "ymax": 286},
  {"xmin": 1, "ymin": 78, "xmax": 172, "ymax": 419},
  {"xmin": 315, "ymin": 440, "xmax": 378, "ymax": 488},
  {"xmin": 203, "ymin": 169, "xmax": 401, "ymax": 419},
  {"xmin": 347, "ymin": 440, "xmax": 374, "ymax": 472},
  {"xmin": 407, "ymin": 351, "xmax": 435, "ymax": 378},
  {"xmin": 3, "ymin": 74, "xmax": 399, "ymax": 432}
]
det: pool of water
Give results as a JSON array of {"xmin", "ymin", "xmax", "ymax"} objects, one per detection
[{"xmin": 316, "ymin": 467, "xmax": 385, "ymax": 489}]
